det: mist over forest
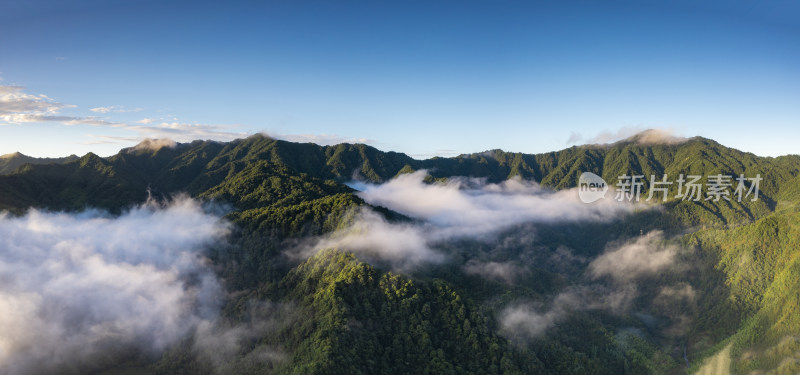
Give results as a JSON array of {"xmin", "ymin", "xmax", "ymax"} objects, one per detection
[{"xmin": 1, "ymin": 133, "xmax": 799, "ymax": 374}]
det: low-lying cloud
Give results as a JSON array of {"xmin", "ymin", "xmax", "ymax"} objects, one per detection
[
  {"xmin": 129, "ymin": 138, "xmax": 178, "ymax": 152},
  {"xmin": 499, "ymin": 284, "xmax": 638, "ymax": 342},
  {"xmin": 500, "ymin": 231, "xmax": 683, "ymax": 341},
  {"xmin": 500, "ymin": 291, "xmax": 582, "ymax": 339},
  {"xmin": 193, "ymin": 300, "xmax": 292, "ymax": 374},
  {"xmin": 0, "ymin": 197, "xmax": 230, "ymax": 375},
  {"xmin": 358, "ymin": 171, "xmax": 633, "ymax": 237},
  {"xmin": 568, "ymin": 127, "xmax": 687, "ymax": 146},
  {"xmin": 296, "ymin": 171, "xmax": 636, "ymax": 270},
  {"xmin": 296, "ymin": 208, "xmax": 445, "ymax": 270},
  {"xmin": 588, "ymin": 230, "xmax": 679, "ymax": 283}
]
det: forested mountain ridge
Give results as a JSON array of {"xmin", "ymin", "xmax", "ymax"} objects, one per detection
[
  {"xmin": 1, "ymin": 133, "xmax": 799, "ymax": 374},
  {"xmin": 0, "ymin": 151, "xmax": 78, "ymax": 175},
  {"xmin": 1, "ymin": 132, "xmax": 797, "ymax": 226}
]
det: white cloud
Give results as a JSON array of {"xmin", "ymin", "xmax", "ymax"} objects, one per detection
[
  {"xmin": 1, "ymin": 113, "xmax": 124, "ymax": 126},
  {"xmin": 357, "ymin": 171, "xmax": 635, "ymax": 238},
  {"xmin": 293, "ymin": 208, "xmax": 445, "ymax": 270},
  {"xmin": 0, "ymin": 85, "xmax": 130, "ymax": 129},
  {"xmin": 129, "ymin": 138, "xmax": 178, "ymax": 152},
  {"xmin": 568, "ymin": 126, "xmax": 687, "ymax": 146},
  {"xmin": 136, "ymin": 118, "xmax": 156, "ymax": 124},
  {"xmin": 588, "ymin": 230, "xmax": 679, "ymax": 283},
  {"xmin": 294, "ymin": 171, "xmax": 637, "ymax": 270},
  {"xmin": 0, "ymin": 84, "xmax": 245, "ymax": 147},
  {"xmin": 499, "ymin": 290, "xmax": 582, "ymax": 339},
  {"xmin": 0, "ymin": 197, "xmax": 230, "ymax": 375},
  {"xmin": 90, "ymin": 106, "xmax": 113, "ymax": 113},
  {"xmin": 499, "ymin": 231, "xmax": 685, "ymax": 342},
  {"xmin": 0, "ymin": 85, "xmax": 65, "ymax": 117},
  {"xmin": 499, "ymin": 284, "xmax": 640, "ymax": 341},
  {"xmin": 90, "ymin": 106, "xmax": 142, "ymax": 114}
]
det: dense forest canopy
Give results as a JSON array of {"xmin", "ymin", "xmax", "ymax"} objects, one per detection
[{"xmin": 1, "ymin": 133, "xmax": 799, "ymax": 374}]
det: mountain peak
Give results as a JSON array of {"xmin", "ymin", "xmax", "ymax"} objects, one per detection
[
  {"xmin": 125, "ymin": 138, "xmax": 178, "ymax": 153},
  {"xmin": 0, "ymin": 151, "xmax": 24, "ymax": 159},
  {"xmin": 619, "ymin": 128, "xmax": 688, "ymax": 145}
]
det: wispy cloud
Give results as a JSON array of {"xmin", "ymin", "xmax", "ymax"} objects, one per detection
[
  {"xmin": 0, "ymin": 85, "xmax": 126, "ymax": 128},
  {"xmin": 499, "ymin": 284, "xmax": 639, "ymax": 342},
  {"xmin": 136, "ymin": 118, "xmax": 156, "ymax": 124},
  {"xmin": 499, "ymin": 231, "xmax": 684, "ymax": 342},
  {"xmin": 83, "ymin": 134, "xmax": 140, "ymax": 145},
  {"xmin": 90, "ymin": 106, "xmax": 142, "ymax": 114},
  {"xmin": 0, "ymin": 85, "xmax": 67, "ymax": 117},
  {"xmin": 3, "ymin": 113, "xmax": 124, "ymax": 126},
  {"xmin": 193, "ymin": 300, "xmax": 291, "ymax": 373},
  {"xmin": 127, "ymin": 122, "xmax": 247, "ymax": 142},
  {"xmin": 588, "ymin": 230, "xmax": 679, "ymax": 283},
  {"xmin": 0, "ymin": 85, "xmax": 246, "ymax": 146}
]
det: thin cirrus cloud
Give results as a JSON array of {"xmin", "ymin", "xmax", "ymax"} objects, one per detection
[
  {"xmin": 0, "ymin": 197, "xmax": 230, "ymax": 375},
  {"xmin": 89, "ymin": 106, "xmax": 142, "ymax": 114}
]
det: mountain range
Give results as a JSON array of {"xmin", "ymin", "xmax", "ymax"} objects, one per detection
[{"xmin": 1, "ymin": 132, "xmax": 799, "ymax": 374}]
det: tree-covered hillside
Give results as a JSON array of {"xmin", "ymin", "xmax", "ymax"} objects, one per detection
[
  {"xmin": 1, "ymin": 134, "xmax": 798, "ymax": 374},
  {"xmin": 0, "ymin": 152, "xmax": 78, "ymax": 175}
]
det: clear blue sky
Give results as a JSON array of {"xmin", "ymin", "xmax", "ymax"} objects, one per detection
[{"xmin": 1, "ymin": 0, "xmax": 798, "ymax": 158}]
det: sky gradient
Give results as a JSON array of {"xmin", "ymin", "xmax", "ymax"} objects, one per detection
[{"xmin": 1, "ymin": 0, "xmax": 798, "ymax": 158}]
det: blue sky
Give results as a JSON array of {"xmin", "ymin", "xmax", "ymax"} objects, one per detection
[{"xmin": 1, "ymin": 0, "xmax": 798, "ymax": 158}]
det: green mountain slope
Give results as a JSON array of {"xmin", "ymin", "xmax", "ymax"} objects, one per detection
[
  {"xmin": 687, "ymin": 207, "xmax": 800, "ymax": 374},
  {"xmin": 1, "ymin": 134, "xmax": 799, "ymax": 374},
  {"xmin": 2, "ymin": 134, "xmax": 797, "ymax": 224},
  {"xmin": 0, "ymin": 151, "xmax": 78, "ymax": 175}
]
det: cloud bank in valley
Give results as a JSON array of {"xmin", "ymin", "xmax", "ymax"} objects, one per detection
[
  {"xmin": 297, "ymin": 170, "xmax": 637, "ymax": 269},
  {"xmin": 357, "ymin": 171, "xmax": 633, "ymax": 237},
  {"xmin": 0, "ymin": 198, "xmax": 230, "ymax": 375}
]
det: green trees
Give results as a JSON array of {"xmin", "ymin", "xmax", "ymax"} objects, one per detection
[
  {"xmin": 1, "ymin": 134, "xmax": 799, "ymax": 374},
  {"xmin": 277, "ymin": 249, "xmax": 524, "ymax": 375},
  {"xmin": 687, "ymin": 209, "xmax": 800, "ymax": 374}
]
